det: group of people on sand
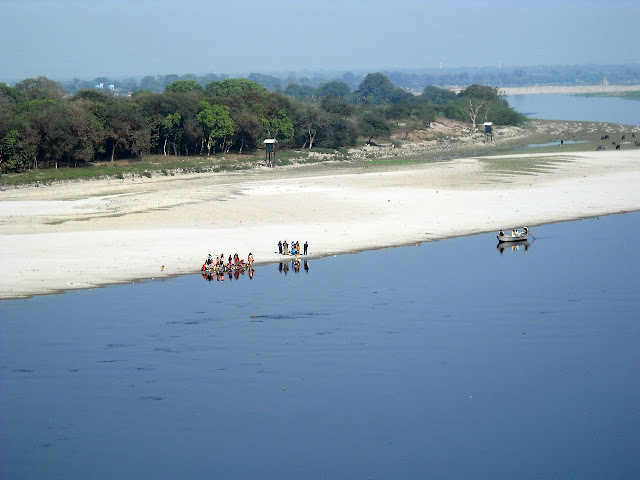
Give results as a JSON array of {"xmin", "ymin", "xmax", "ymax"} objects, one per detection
[
  {"xmin": 278, "ymin": 240, "xmax": 308, "ymax": 256},
  {"xmin": 201, "ymin": 252, "xmax": 254, "ymax": 273}
]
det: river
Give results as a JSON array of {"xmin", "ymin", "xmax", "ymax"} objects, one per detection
[{"xmin": 1, "ymin": 95, "xmax": 639, "ymax": 480}]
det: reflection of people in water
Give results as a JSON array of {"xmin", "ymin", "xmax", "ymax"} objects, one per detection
[
  {"xmin": 248, "ymin": 267, "xmax": 254, "ymax": 279},
  {"xmin": 293, "ymin": 259, "xmax": 300, "ymax": 272},
  {"xmin": 283, "ymin": 262, "xmax": 289, "ymax": 274},
  {"xmin": 278, "ymin": 263, "xmax": 283, "ymax": 273},
  {"xmin": 304, "ymin": 260, "xmax": 309, "ymax": 272}
]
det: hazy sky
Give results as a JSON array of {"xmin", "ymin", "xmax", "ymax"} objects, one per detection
[{"xmin": 1, "ymin": 0, "xmax": 638, "ymax": 81}]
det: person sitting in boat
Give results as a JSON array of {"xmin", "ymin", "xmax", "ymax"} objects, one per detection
[
  {"xmin": 499, "ymin": 230, "xmax": 505, "ymax": 237},
  {"xmin": 522, "ymin": 226, "xmax": 529, "ymax": 235}
]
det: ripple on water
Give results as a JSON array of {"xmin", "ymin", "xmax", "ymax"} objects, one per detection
[{"xmin": 140, "ymin": 396, "xmax": 165, "ymax": 401}]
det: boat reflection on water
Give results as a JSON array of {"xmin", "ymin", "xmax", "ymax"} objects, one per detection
[
  {"xmin": 202, "ymin": 266, "xmax": 254, "ymax": 282},
  {"xmin": 278, "ymin": 259, "xmax": 310, "ymax": 274},
  {"xmin": 497, "ymin": 241, "xmax": 530, "ymax": 255}
]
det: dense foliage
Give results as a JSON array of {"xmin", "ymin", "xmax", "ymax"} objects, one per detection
[{"xmin": 0, "ymin": 74, "xmax": 525, "ymax": 173}]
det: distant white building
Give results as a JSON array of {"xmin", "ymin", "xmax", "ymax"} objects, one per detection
[{"xmin": 95, "ymin": 83, "xmax": 104, "ymax": 89}]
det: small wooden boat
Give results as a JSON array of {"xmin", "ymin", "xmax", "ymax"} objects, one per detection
[{"xmin": 497, "ymin": 232, "xmax": 529, "ymax": 242}]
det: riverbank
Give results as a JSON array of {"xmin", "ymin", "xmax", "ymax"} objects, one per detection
[{"xmin": 1, "ymin": 141, "xmax": 639, "ymax": 299}]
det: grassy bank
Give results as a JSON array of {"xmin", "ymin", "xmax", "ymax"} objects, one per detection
[{"xmin": 2, "ymin": 119, "xmax": 638, "ymax": 188}]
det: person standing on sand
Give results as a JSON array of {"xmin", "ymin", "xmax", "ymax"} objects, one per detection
[
  {"xmin": 303, "ymin": 241, "xmax": 308, "ymax": 255},
  {"xmin": 278, "ymin": 241, "xmax": 282, "ymax": 255}
]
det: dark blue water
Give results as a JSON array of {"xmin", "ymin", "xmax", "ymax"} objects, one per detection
[
  {"xmin": 2, "ymin": 213, "xmax": 639, "ymax": 479},
  {"xmin": 506, "ymin": 94, "xmax": 640, "ymax": 126}
]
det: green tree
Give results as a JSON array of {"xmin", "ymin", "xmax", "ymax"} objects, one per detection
[
  {"xmin": 14, "ymin": 76, "xmax": 65, "ymax": 102},
  {"xmin": 0, "ymin": 82, "xmax": 23, "ymax": 104},
  {"xmin": 205, "ymin": 78, "xmax": 267, "ymax": 101},
  {"xmin": 317, "ymin": 81, "xmax": 351, "ymax": 99},
  {"xmin": 231, "ymin": 107, "xmax": 263, "ymax": 154},
  {"xmin": 283, "ymin": 83, "xmax": 318, "ymax": 101},
  {"xmin": 105, "ymin": 100, "xmax": 150, "ymax": 162},
  {"xmin": 294, "ymin": 104, "xmax": 328, "ymax": 149},
  {"xmin": 385, "ymin": 102, "xmax": 412, "ymax": 124},
  {"xmin": 457, "ymin": 84, "xmax": 500, "ymax": 102},
  {"xmin": 134, "ymin": 91, "xmax": 201, "ymax": 155},
  {"xmin": 162, "ymin": 113, "xmax": 182, "ymax": 156},
  {"xmin": 317, "ymin": 116, "xmax": 358, "ymax": 149},
  {"xmin": 248, "ymin": 73, "xmax": 282, "ymax": 91},
  {"xmin": 356, "ymin": 73, "xmax": 396, "ymax": 105},
  {"xmin": 421, "ymin": 85, "xmax": 457, "ymax": 105},
  {"xmin": 320, "ymin": 95, "xmax": 355, "ymax": 118},
  {"xmin": 196, "ymin": 102, "xmax": 234, "ymax": 154},
  {"xmin": 1, "ymin": 129, "xmax": 34, "ymax": 173},
  {"xmin": 359, "ymin": 110, "xmax": 390, "ymax": 144},
  {"xmin": 29, "ymin": 102, "xmax": 99, "ymax": 169},
  {"xmin": 262, "ymin": 109, "xmax": 294, "ymax": 145},
  {"xmin": 165, "ymin": 80, "xmax": 204, "ymax": 94}
]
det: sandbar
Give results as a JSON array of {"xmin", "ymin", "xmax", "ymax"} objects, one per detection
[{"xmin": 1, "ymin": 149, "xmax": 639, "ymax": 298}]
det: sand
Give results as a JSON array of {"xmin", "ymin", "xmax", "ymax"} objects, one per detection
[
  {"xmin": 1, "ymin": 149, "xmax": 639, "ymax": 299},
  {"xmin": 498, "ymin": 85, "xmax": 640, "ymax": 95}
]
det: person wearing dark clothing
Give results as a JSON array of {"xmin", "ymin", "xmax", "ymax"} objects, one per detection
[
  {"xmin": 303, "ymin": 241, "xmax": 308, "ymax": 255},
  {"xmin": 278, "ymin": 241, "xmax": 283, "ymax": 254}
]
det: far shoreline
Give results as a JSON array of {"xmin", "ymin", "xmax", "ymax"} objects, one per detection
[{"xmin": 497, "ymin": 85, "xmax": 640, "ymax": 95}]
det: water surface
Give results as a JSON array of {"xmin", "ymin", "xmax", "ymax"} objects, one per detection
[
  {"xmin": 2, "ymin": 213, "xmax": 638, "ymax": 479},
  {"xmin": 506, "ymin": 94, "xmax": 640, "ymax": 126}
]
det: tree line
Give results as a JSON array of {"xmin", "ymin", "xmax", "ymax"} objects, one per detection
[
  {"xmin": 51, "ymin": 64, "xmax": 640, "ymax": 96},
  {"xmin": 0, "ymin": 73, "xmax": 525, "ymax": 173}
]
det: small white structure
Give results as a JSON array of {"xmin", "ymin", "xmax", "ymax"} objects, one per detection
[
  {"xmin": 483, "ymin": 122, "xmax": 494, "ymax": 142},
  {"xmin": 263, "ymin": 139, "xmax": 277, "ymax": 167}
]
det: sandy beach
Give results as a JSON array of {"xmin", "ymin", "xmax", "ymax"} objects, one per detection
[
  {"xmin": 498, "ymin": 85, "xmax": 640, "ymax": 95},
  {"xmin": 1, "ymin": 145, "xmax": 639, "ymax": 299}
]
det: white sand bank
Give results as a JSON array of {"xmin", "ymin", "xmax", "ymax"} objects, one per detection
[
  {"xmin": 1, "ymin": 150, "xmax": 639, "ymax": 298},
  {"xmin": 499, "ymin": 85, "xmax": 640, "ymax": 95}
]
